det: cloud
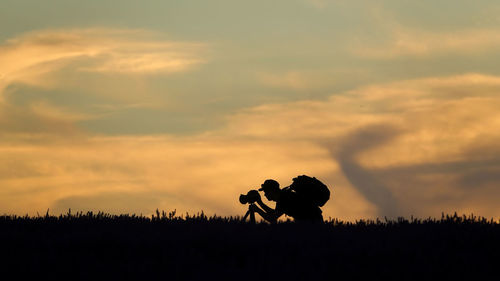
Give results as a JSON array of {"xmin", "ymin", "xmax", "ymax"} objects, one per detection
[
  {"xmin": 353, "ymin": 26, "xmax": 500, "ymax": 58},
  {"xmin": 1, "ymin": 71, "xmax": 500, "ymax": 220},
  {"xmin": 0, "ymin": 28, "xmax": 207, "ymax": 137},
  {"xmin": 332, "ymin": 124, "xmax": 402, "ymax": 218},
  {"xmin": 0, "ymin": 102, "xmax": 84, "ymax": 137},
  {"xmin": 363, "ymin": 138, "xmax": 500, "ymax": 217},
  {"xmin": 222, "ymin": 73, "xmax": 500, "ymax": 218},
  {"xmin": 0, "ymin": 28, "xmax": 207, "ymax": 99},
  {"xmin": 0, "ymin": 135, "xmax": 350, "ymax": 218},
  {"xmin": 258, "ymin": 71, "xmax": 312, "ymax": 91},
  {"xmin": 257, "ymin": 71, "xmax": 334, "ymax": 91}
]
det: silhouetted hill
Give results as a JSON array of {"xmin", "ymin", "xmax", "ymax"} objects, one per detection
[{"xmin": 1, "ymin": 211, "xmax": 498, "ymax": 280}]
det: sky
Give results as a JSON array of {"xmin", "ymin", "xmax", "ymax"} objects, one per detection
[{"xmin": 1, "ymin": 0, "xmax": 500, "ymax": 220}]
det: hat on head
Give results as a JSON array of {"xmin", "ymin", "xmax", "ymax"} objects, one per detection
[{"xmin": 258, "ymin": 179, "xmax": 279, "ymax": 191}]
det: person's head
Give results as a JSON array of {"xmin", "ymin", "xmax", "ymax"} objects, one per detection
[{"xmin": 258, "ymin": 179, "xmax": 280, "ymax": 201}]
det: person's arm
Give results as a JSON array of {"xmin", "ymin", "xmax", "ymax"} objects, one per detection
[
  {"xmin": 256, "ymin": 198, "xmax": 274, "ymax": 214},
  {"xmin": 250, "ymin": 202, "xmax": 283, "ymax": 224}
]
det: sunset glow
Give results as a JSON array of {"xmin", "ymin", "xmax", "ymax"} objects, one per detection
[{"xmin": 1, "ymin": 0, "xmax": 499, "ymax": 220}]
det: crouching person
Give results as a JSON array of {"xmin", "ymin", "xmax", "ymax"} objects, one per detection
[{"xmin": 250, "ymin": 179, "xmax": 324, "ymax": 224}]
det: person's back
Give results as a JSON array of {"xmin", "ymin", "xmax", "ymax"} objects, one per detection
[
  {"xmin": 276, "ymin": 189, "xmax": 323, "ymax": 223},
  {"xmin": 247, "ymin": 178, "xmax": 326, "ymax": 224}
]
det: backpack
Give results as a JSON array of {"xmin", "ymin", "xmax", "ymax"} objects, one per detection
[{"xmin": 285, "ymin": 175, "xmax": 330, "ymax": 207}]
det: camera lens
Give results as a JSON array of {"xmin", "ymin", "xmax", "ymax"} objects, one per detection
[{"xmin": 239, "ymin": 194, "xmax": 248, "ymax": 204}]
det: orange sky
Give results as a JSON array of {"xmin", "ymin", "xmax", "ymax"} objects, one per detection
[{"xmin": 1, "ymin": 1, "xmax": 500, "ymax": 220}]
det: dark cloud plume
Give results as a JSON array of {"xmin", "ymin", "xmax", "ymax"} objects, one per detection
[
  {"xmin": 327, "ymin": 124, "xmax": 500, "ymax": 218},
  {"xmin": 372, "ymin": 139, "xmax": 500, "ymax": 215},
  {"xmin": 328, "ymin": 124, "xmax": 403, "ymax": 218}
]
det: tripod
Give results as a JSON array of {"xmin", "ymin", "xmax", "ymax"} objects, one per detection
[{"xmin": 242, "ymin": 203, "xmax": 256, "ymax": 224}]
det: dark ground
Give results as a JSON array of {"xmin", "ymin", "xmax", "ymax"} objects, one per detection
[{"xmin": 0, "ymin": 211, "xmax": 498, "ymax": 281}]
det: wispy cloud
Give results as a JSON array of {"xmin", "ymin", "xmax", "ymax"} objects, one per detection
[
  {"xmin": 2, "ymin": 73, "xmax": 499, "ymax": 219},
  {"xmin": 0, "ymin": 28, "xmax": 207, "ymax": 98},
  {"xmin": 333, "ymin": 125, "xmax": 402, "ymax": 218},
  {"xmin": 223, "ymin": 73, "xmax": 500, "ymax": 218},
  {"xmin": 0, "ymin": 28, "xmax": 207, "ymax": 136},
  {"xmin": 0, "ymin": 135, "xmax": 344, "ymax": 218},
  {"xmin": 353, "ymin": 26, "xmax": 500, "ymax": 58},
  {"xmin": 257, "ymin": 70, "xmax": 333, "ymax": 91},
  {"xmin": 258, "ymin": 71, "xmax": 311, "ymax": 90},
  {"xmin": 1, "ymin": 29, "xmax": 499, "ymax": 219}
]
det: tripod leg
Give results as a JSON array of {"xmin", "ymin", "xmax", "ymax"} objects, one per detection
[
  {"xmin": 242, "ymin": 204, "xmax": 256, "ymax": 223},
  {"xmin": 242, "ymin": 209, "xmax": 251, "ymax": 222},
  {"xmin": 249, "ymin": 209, "xmax": 256, "ymax": 224}
]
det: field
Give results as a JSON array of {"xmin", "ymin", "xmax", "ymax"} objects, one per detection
[{"xmin": 1, "ymin": 211, "xmax": 498, "ymax": 280}]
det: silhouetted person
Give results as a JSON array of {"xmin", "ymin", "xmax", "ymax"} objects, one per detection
[{"xmin": 249, "ymin": 179, "xmax": 324, "ymax": 223}]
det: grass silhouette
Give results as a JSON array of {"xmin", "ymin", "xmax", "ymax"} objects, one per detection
[{"xmin": 1, "ymin": 210, "xmax": 498, "ymax": 280}]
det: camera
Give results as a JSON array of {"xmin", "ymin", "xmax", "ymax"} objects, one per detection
[{"xmin": 239, "ymin": 190, "xmax": 260, "ymax": 204}]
